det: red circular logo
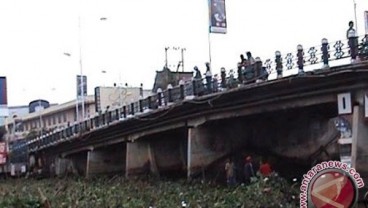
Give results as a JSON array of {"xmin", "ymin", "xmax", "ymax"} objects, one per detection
[{"xmin": 309, "ymin": 170, "xmax": 356, "ymax": 208}]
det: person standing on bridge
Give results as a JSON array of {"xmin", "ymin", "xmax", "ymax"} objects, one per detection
[
  {"xmin": 205, "ymin": 62, "xmax": 213, "ymax": 93},
  {"xmin": 346, "ymin": 21, "xmax": 359, "ymax": 62},
  {"xmin": 193, "ymin": 66, "xmax": 203, "ymax": 95}
]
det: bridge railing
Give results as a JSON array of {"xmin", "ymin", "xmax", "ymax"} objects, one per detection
[{"xmin": 19, "ymin": 35, "xmax": 368, "ymax": 154}]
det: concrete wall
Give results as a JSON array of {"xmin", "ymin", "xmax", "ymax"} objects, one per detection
[
  {"xmin": 187, "ymin": 126, "xmax": 229, "ymax": 177},
  {"xmin": 87, "ymin": 144, "xmax": 126, "ymax": 177},
  {"xmin": 55, "ymin": 151, "xmax": 88, "ymax": 177},
  {"xmin": 352, "ymin": 105, "xmax": 368, "ymax": 180},
  {"xmin": 126, "ymin": 128, "xmax": 187, "ymax": 178},
  {"xmin": 151, "ymin": 135, "xmax": 186, "ymax": 175},
  {"xmin": 126, "ymin": 141, "xmax": 151, "ymax": 177}
]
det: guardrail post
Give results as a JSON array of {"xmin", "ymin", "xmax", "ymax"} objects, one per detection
[
  {"xmin": 139, "ymin": 99, "xmax": 144, "ymax": 112},
  {"xmin": 192, "ymin": 80, "xmax": 197, "ymax": 96},
  {"xmin": 297, "ymin": 44, "xmax": 304, "ymax": 75},
  {"xmin": 84, "ymin": 120, "xmax": 89, "ymax": 131},
  {"xmin": 122, "ymin": 106, "xmax": 127, "ymax": 118},
  {"xmin": 167, "ymin": 84, "xmax": 173, "ymax": 103},
  {"xmin": 95, "ymin": 116, "xmax": 99, "ymax": 128},
  {"xmin": 115, "ymin": 109, "xmax": 119, "ymax": 120},
  {"xmin": 102, "ymin": 113, "xmax": 106, "ymax": 125},
  {"xmin": 130, "ymin": 103, "xmax": 135, "ymax": 115},
  {"xmin": 179, "ymin": 80, "xmax": 185, "ymax": 100},
  {"xmin": 275, "ymin": 51, "xmax": 283, "ymax": 78},
  {"xmin": 157, "ymin": 88, "xmax": 163, "ymax": 106},
  {"xmin": 147, "ymin": 96, "xmax": 152, "ymax": 109},
  {"xmin": 90, "ymin": 118, "xmax": 94, "ymax": 129},
  {"xmin": 321, "ymin": 38, "xmax": 329, "ymax": 68}
]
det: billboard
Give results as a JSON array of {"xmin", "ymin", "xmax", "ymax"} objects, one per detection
[
  {"xmin": 76, "ymin": 75, "xmax": 87, "ymax": 98},
  {"xmin": 209, "ymin": 0, "xmax": 227, "ymax": 34},
  {"xmin": 0, "ymin": 77, "xmax": 7, "ymax": 105},
  {"xmin": 365, "ymin": 11, "xmax": 368, "ymax": 35},
  {"xmin": 0, "ymin": 142, "xmax": 6, "ymax": 165}
]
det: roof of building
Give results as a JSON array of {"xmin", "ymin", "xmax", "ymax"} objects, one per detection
[
  {"xmin": 5, "ymin": 95, "xmax": 95, "ymax": 123},
  {"xmin": 152, "ymin": 67, "xmax": 193, "ymax": 93}
]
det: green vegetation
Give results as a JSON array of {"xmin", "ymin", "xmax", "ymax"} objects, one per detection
[{"xmin": 0, "ymin": 174, "xmax": 299, "ymax": 208}]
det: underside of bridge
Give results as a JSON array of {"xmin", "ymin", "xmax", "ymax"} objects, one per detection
[
  {"xmin": 199, "ymin": 102, "xmax": 340, "ymax": 179},
  {"xmin": 119, "ymin": 101, "xmax": 341, "ymax": 180}
]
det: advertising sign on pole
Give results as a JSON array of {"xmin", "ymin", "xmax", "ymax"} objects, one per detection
[
  {"xmin": 365, "ymin": 11, "xmax": 368, "ymax": 34},
  {"xmin": 209, "ymin": 0, "xmax": 227, "ymax": 34},
  {"xmin": 0, "ymin": 77, "xmax": 7, "ymax": 105},
  {"xmin": 76, "ymin": 75, "xmax": 87, "ymax": 98}
]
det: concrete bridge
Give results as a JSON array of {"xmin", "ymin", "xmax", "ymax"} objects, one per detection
[{"xmin": 12, "ymin": 36, "xmax": 368, "ymax": 182}]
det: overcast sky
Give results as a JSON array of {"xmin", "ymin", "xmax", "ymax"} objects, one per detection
[{"xmin": 0, "ymin": 0, "xmax": 367, "ymax": 106}]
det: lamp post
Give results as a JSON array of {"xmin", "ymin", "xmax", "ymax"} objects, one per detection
[{"xmin": 164, "ymin": 47, "xmax": 170, "ymax": 68}]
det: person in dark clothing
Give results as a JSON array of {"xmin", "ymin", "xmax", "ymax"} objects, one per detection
[
  {"xmin": 220, "ymin": 67, "xmax": 226, "ymax": 89},
  {"xmin": 347, "ymin": 21, "xmax": 358, "ymax": 62},
  {"xmin": 244, "ymin": 52, "xmax": 256, "ymax": 83},
  {"xmin": 194, "ymin": 66, "xmax": 202, "ymax": 80},
  {"xmin": 205, "ymin": 62, "xmax": 212, "ymax": 93},
  {"xmin": 193, "ymin": 66, "xmax": 203, "ymax": 95},
  {"xmin": 244, "ymin": 156, "xmax": 256, "ymax": 184},
  {"xmin": 212, "ymin": 74, "xmax": 219, "ymax": 92}
]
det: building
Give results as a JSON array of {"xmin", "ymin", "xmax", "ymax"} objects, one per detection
[
  {"xmin": 94, "ymin": 85, "xmax": 152, "ymax": 113},
  {"xmin": 152, "ymin": 67, "xmax": 193, "ymax": 93},
  {"xmin": 4, "ymin": 95, "xmax": 96, "ymax": 142},
  {"xmin": 0, "ymin": 84, "xmax": 152, "ymax": 174}
]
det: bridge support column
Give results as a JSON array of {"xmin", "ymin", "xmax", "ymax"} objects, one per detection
[
  {"xmin": 351, "ymin": 105, "xmax": 368, "ymax": 181},
  {"xmin": 187, "ymin": 126, "xmax": 227, "ymax": 179},
  {"xmin": 56, "ymin": 151, "xmax": 88, "ymax": 177},
  {"xmin": 125, "ymin": 141, "xmax": 156, "ymax": 178},
  {"xmin": 86, "ymin": 144, "xmax": 126, "ymax": 178}
]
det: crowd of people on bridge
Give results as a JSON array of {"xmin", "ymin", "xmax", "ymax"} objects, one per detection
[
  {"xmin": 190, "ymin": 20, "xmax": 368, "ymax": 95},
  {"xmin": 192, "ymin": 51, "xmax": 269, "ymax": 95}
]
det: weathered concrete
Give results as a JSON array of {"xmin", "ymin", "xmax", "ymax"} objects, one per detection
[
  {"xmin": 187, "ymin": 126, "xmax": 228, "ymax": 178},
  {"xmin": 55, "ymin": 151, "xmax": 88, "ymax": 177},
  {"xmin": 150, "ymin": 134, "xmax": 186, "ymax": 176},
  {"xmin": 125, "ymin": 128, "xmax": 187, "ymax": 178},
  {"xmin": 185, "ymin": 104, "xmax": 341, "ymax": 177},
  {"xmin": 351, "ymin": 105, "xmax": 368, "ymax": 181},
  {"xmin": 86, "ymin": 144, "xmax": 126, "ymax": 177},
  {"xmin": 125, "ymin": 141, "xmax": 152, "ymax": 177}
]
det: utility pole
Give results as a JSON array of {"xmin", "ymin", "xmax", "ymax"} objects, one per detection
[
  {"xmin": 181, "ymin": 48, "xmax": 186, "ymax": 72},
  {"xmin": 164, "ymin": 47, "xmax": 169, "ymax": 68}
]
